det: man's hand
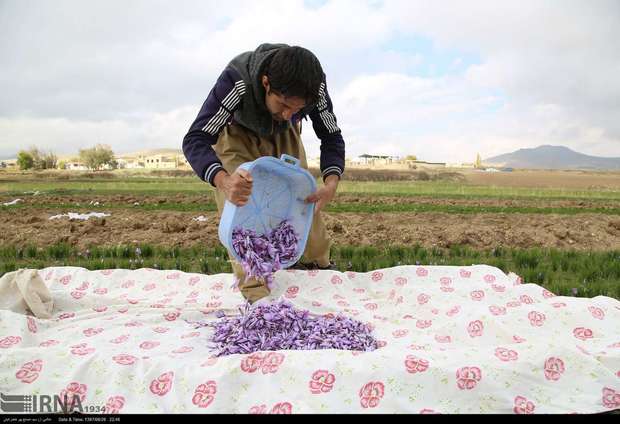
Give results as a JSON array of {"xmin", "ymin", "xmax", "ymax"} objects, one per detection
[
  {"xmin": 305, "ymin": 174, "xmax": 339, "ymax": 214},
  {"xmin": 213, "ymin": 169, "xmax": 253, "ymax": 207}
]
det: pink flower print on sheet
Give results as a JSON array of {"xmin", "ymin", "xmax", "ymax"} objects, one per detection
[
  {"xmin": 0, "ymin": 336, "xmax": 22, "ymax": 349},
  {"xmin": 371, "ymin": 271, "xmax": 383, "ymax": 282},
  {"xmin": 181, "ymin": 332, "xmax": 200, "ymax": 339},
  {"xmin": 164, "ymin": 311, "xmax": 180, "ymax": 321},
  {"xmin": 446, "ymin": 306, "xmax": 460, "ymax": 317},
  {"xmin": 489, "ymin": 305, "xmax": 506, "ymax": 316},
  {"xmin": 602, "ymin": 387, "xmax": 620, "ymax": 409},
  {"xmin": 76, "ymin": 281, "xmax": 89, "ymax": 291},
  {"xmin": 456, "ymin": 366, "xmax": 482, "ymax": 390},
  {"xmin": 249, "ymin": 405, "xmax": 267, "ymax": 414},
  {"xmin": 513, "ymin": 396, "xmax": 535, "ymax": 414},
  {"xmin": 166, "ymin": 272, "xmax": 180, "ymax": 280},
  {"xmin": 140, "ymin": 341, "xmax": 160, "ymax": 350},
  {"xmin": 59, "ymin": 382, "xmax": 88, "ymax": 408},
  {"xmin": 364, "ymin": 303, "xmax": 378, "ymax": 311},
  {"xmin": 542, "ymin": 288, "xmax": 555, "ymax": 298},
  {"xmin": 359, "ymin": 381, "xmax": 385, "ymax": 409},
  {"xmin": 15, "ymin": 359, "xmax": 43, "ymax": 383},
  {"xmin": 172, "ymin": 346, "xmax": 193, "ymax": 354},
  {"xmin": 416, "ymin": 320, "xmax": 432, "ymax": 329},
  {"xmin": 394, "ymin": 277, "xmax": 407, "ymax": 286},
  {"xmin": 331, "ymin": 275, "xmax": 343, "ymax": 285},
  {"xmin": 285, "ymin": 286, "xmax": 299, "ymax": 298},
  {"xmin": 495, "ymin": 348, "xmax": 518, "ymax": 362},
  {"xmin": 392, "ymin": 329, "xmax": 409, "ymax": 338},
  {"xmin": 83, "ymin": 328, "xmax": 103, "ymax": 337},
  {"xmin": 573, "ymin": 327, "xmax": 594, "ymax": 341},
  {"xmin": 270, "ymin": 402, "xmax": 293, "ymax": 414},
  {"xmin": 188, "ymin": 276, "xmax": 200, "ymax": 286},
  {"xmin": 70, "ymin": 343, "xmax": 95, "ymax": 356},
  {"xmin": 104, "ymin": 396, "xmax": 125, "ymax": 414},
  {"xmin": 528, "ymin": 311, "xmax": 546, "ymax": 327},
  {"xmin": 149, "ymin": 371, "xmax": 174, "ymax": 396},
  {"xmin": 467, "ymin": 320, "xmax": 484, "ymax": 338},
  {"xmin": 110, "ymin": 334, "xmax": 129, "ymax": 344},
  {"xmin": 261, "ymin": 352, "xmax": 285, "ymax": 374},
  {"xmin": 40, "ymin": 340, "xmax": 59, "ymax": 348},
  {"xmin": 240, "ymin": 353, "xmax": 264, "ymax": 373},
  {"xmin": 459, "ymin": 269, "xmax": 471, "ymax": 278},
  {"xmin": 470, "ymin": 290, "xmax": 485, "ymax": 301},
  {"xmin": 543, "ymin": 357, "xmax": 565, "ymax": 381},
  {"xmin": 404, "ymin": 355, "xmax": 429, "ymax": 374},
  {"xmin": 483, "ymin": 274, "xmax": 496, "ymax": 284},
  {"xmin": 93, "ymin": 287, "xmax": 108, "ymax": 295},
  {"xmin": 192, "ymin": 381, "xmax": 217, "ymax": 408},
  {"xmin": 27, "ymin": 317, "xmax": 37, "ymax": 333},
  {"xmin": 59, "ymin": 275, "xmax": 72, "ymax": 285},
  {"xmin": 309, "ymin": 370, "xmax": 336, "ymax": 394},
  {"xmin": 440, "ymin": 276, "xmax": 452, "ymax": 285},
  {"xmin": 113, "ymin": 354, "xmax": 137, "ymax": 366},
  {"xmin": 417, "ymin": 293, "xmax": 430, "ymax": 305},
  {"xmin": 588, "ymin": 306, "xmax": 605, "ymax": 320},
  {"xmin": 416, "ymin": 267, "xmax": 428, "ymax": 277},
  {"xmin": 520, "ymin": 295, "xmax": 533, "ymax": 304}
]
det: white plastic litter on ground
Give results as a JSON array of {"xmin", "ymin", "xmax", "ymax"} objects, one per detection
[
  {"xmin": 2, "ymin": 199, "xmax": 22, "ymax": 206},
  {"xmin": 0, "ymin": 265, "xmax": 618, "ymax": 414},
  {"xmin": 193, "ymin": 215, "xmax": 208, "ymax": 222},
  {"xmin": 49, "ymin": 212, "xmax": 111, "ymax": 221}
]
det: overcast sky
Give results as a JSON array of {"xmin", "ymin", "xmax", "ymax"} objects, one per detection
[{"xmin": 1, "ymin": 0, "xmax": 619, "ymax": 163}]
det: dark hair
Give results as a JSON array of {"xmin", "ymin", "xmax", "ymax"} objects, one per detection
[{"xmin": 264, "ymin": 46, "xmax": 324, "ymax": 106}]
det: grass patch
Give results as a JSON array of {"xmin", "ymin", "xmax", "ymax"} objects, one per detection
[
  {"xmin": 1, "ymin": 243, "xmax": 618, "ymax": 299},
  {"xmin": 3, "ymin": 201, "xmax": 620, "ymax": 215}
]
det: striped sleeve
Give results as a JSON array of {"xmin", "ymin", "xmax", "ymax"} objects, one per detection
[
  {"xmin": 182, "ymin": 67, "xmax": 246, "ymax": 186},
  {"xmin": 309, "ymin": 80, "xmax": 346, "ymax": 181}
]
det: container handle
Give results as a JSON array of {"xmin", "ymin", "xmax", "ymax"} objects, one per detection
[{"xmin": 280, "ymin": 154, "xmax": 300, "ymax": 167}]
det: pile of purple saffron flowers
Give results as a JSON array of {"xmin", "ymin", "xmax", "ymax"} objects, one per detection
[
  {"xmin": 202, "ymin": 300, "xmax": 378, "ymax": 357},
  {"xmin": 232, "ymin": 220, "xmax": 299, "ymax": 289}
]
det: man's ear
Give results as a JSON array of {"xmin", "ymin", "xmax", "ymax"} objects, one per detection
[{"xmin": 261, "ymin": 75, "xmax": 270, "ymax": 91}]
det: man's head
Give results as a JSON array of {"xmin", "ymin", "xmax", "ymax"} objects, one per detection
[{"xmin": 261, "ymin": 46, "xmax": 324, "ymax": 122}]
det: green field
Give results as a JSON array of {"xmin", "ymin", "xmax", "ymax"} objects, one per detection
[
  {"xmin": 3, "ymin": 177, "xmax": 620, "ymax": 200},
  {"xmin": 1, "ymin": 242, "xmax": 618, "ymax": 299},
  {"xmin": 1, "ymin": 172, "xmax": 619, "ymax": 299}
]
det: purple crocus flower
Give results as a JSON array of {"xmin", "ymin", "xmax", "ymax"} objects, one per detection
[{"xmin": 199, "ymin": 300, "xmax": 379, "ymax": 357}]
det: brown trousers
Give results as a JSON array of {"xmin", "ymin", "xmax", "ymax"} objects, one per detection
[{"xmin": 212, "ymin": 123, "xmax": 332, "ymax": 302}]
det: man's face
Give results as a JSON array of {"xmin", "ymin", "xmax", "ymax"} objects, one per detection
[{"xmin": 262, "ymin": 76, "xmax": 306, "ymax": 122}]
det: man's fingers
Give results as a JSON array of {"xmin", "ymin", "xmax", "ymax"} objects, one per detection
[
  {"xmin": 305, "ymin": 192, "xmax": 320, "ymax": 203},
  {"xmin": 236, "ymin": 169, "xmax": 253, "ymax": 183}
]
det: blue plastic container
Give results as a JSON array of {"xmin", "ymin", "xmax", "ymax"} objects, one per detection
[{"xmin": 218, "ymin": 154, "xmax": 317, "ymax": 268}]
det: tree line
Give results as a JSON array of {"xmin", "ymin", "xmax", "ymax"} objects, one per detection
[{"xmin": 16, "ymin": 144, "xmax": 117, "ymax": 171}]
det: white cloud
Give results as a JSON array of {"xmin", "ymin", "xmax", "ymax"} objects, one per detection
[{"xmin": 1, "ymin": 0, "xmax": 619, "ymax": 163}]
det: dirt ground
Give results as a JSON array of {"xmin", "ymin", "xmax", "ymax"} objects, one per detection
[
  {"xmin": 1, "ymin": 206, "xmax": 619, "ymax": 251},
  {"xmin": 3, "ymin": 193, "xmax": 620, "ymax": 210}
]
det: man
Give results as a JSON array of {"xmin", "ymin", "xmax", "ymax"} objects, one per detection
[{"xmin": 183, "ymin": 43, "xmax": 345, "ymax": 303}]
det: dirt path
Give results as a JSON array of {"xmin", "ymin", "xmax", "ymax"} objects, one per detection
[{"xmin": 1, "ymin": 208, "xmax": 619, "ymax": 251}]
